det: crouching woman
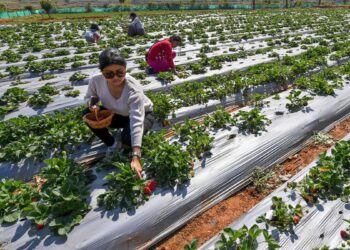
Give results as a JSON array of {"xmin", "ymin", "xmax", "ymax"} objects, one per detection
[{"xmin": 83, "ymin": 48, "xmax": 154, "ymax": 178}]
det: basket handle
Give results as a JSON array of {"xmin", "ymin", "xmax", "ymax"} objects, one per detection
[{"xmin": 94, "ymin": 108, "xmax": 99, "ymax": 121}]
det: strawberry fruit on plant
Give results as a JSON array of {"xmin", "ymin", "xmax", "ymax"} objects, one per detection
[
  {"xmin": 291, "ymin": 140, "xmax": 350, "ymax": 203},
  {"xmin": 0, "ymin": 179, "xmax": 38, "ymax": 224},
  {"xmin": 1, "ymin": 153, "xmax": 95, "ymax": 236},
  {"xmin": 97, "ymin": 162, "xmax": 150, "ymax": 211},
  {"xmin": 256, "ymin": 196, "xmax": 303, "ymax": 232}
]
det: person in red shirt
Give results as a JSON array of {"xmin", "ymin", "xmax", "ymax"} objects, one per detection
[{"xmin": 146, "ymin": 35, "xmax": 182, "ymax": 73}]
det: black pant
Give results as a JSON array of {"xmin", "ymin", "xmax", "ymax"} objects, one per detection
[{"xmin": 83, "ymin": 107, "xmax": 155, "ymax": 147}]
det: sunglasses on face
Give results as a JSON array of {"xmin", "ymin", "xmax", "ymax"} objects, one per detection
[{"xmin": 102, "ymin": 70, "xmax": 126, "ymax": 79}]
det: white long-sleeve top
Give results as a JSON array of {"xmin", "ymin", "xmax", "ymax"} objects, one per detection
[{"xmin": 84, "ymin": 74, "xmax": 153, "ymax": 147}]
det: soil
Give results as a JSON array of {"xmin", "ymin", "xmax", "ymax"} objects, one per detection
[{"xmin": 154, "ymin": 116, "xmax": 350, "ymax": 250}]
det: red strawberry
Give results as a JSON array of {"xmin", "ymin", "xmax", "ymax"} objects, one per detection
[
  {"xmin": 340, "ymin": 230, "xmax": 350, "ymax": 238},
  {"xmin": 36, "ymin": 224, "xmax": 44, "ymax": 230},
  {"xmin": 31, "ymin": 197, "xmax": 38, "ymax": 202},
  {"xmin": 293, "ymin": 215, "xmax": 300, "ymax": 224},
  {"xmin": 143, "ymin": 186, "xmax": 152, "ymax": 195},
  {"xmin": 147, "ymin": 180, "xmax": 157, "ymax": 191}
]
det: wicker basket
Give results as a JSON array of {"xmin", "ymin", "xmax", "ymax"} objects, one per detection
[{"xmin": 83, "ymin": 109, "xmax": 114, "ymax": 129}]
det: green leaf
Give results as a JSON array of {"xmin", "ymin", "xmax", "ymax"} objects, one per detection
[{"xmin": 3, "ymin": 210, "xmax": 21, "ymax": 223}]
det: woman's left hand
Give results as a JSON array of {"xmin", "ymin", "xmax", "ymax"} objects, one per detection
[{"xmin": 131, "ymin": 157, "xmax": 143, "ymax": 179}]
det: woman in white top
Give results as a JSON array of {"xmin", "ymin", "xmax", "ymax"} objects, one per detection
[{"xmin": 84, "ymin": 48, "xmax": 154, "ymax": 178}]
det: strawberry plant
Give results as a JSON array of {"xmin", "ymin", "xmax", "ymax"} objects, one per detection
[
  {"xmin": 209, "ymin": 58, "xmax": 223, "ymax": 70},
  {"xmin": 0, "ymin": 179, "xmax": 38, "ymax": 224},
  {"xmin": 134, "ymin": 59, "xmax": 148, "ymax": 70},
  {"xmin": 177, "ymin": 71, "xmax": 191, "ymax": 79},
  {"xmin": 0, "ymin": 106, "xmax": 93, "ymax": 162},
  {"xmin": 184, "ymin": 239, "xmax": 198, "ymax": 250},
  {"xmin": 0, "ymin": 72, "xmax": 8, "ymax": 79},
  {"xmin": 250, "ymin": 167, "xmax": 275, "ymax": 193},
  {"xmin": 55, "ymin": 49, "xmax": 70, "ymax": 57},
  {"xmin": 72, "ymin": 55, "xmax": 85, "ymax": 62},
  {"xmin": 200, "ymin": 45, "xmax": 213, "ymax": 54},
  {"xmin": 250, "ymin": 93, "xmax": 269, "ymax": 108},
  {"xmin": 143, "ymin": 130, "xmax": 167, "ymax": 157},
  {"xmin": 40, "ymin": 74, "xmax": 56, "ymax": 81},
  {"xmin": 1, "ymin": 87, "xmax": 29, "ymax": 104},
  {"xmin": 295, "ymin": 141, "xmax": 350, "ymax": 203},
  {"xmin": 157, "ymin": 72, "xmax": 175, "ymax": 83},
  {"xmin": 146, "ymin": 92, "xmax": 175, "ymax": 122},
  {"xmin": 295, "ymin": 76, "xmax": 311, "ymax": 90},
  {"xmin": 6, "ymin": 66, "xmax": 25, "ymax": 76},
  {"xmin": 23, "ymin": 154, "xmax": 95, "ymax": 235},
  {"xmin": 136, "ymin": 47, "xmax": 147, "ymax": 55},
  {"xmin": 173, "ymin": 119, "xmax": 204, "ymax": 142},
  {"xmin": 43, "ymin": 52, "xmax": 55, "ymax": 58},
  {"xmin": 69, "ymin": 72, "xmax": 88, "ymax": 82},
  {"xmin": 88, "ymin": 53, "xmax": 99, "ymax": 64},
  {"xmin": 145, "ymin": 141, "xmax": 192, "ymax": 187},
  {"xmin": 1, "ymin": 154, "xmax": 95, "ymax": 235},
  {"xmin": 189, "ymin": 63, "xmax": 207, "ymax": 74},
  {"xmin": 71, "ymin": 61, "xmax": 86, "ymax": 69},
  {"xmin": 309, "ymin": 75, "xmax": 337, "ymax": 96},
  {"xmin": 215, "ymin": 224, "xmax": 280, "ymax": 250},
  {"xmin": 38, "ymin": 85, "xmax": 59, "ymax": 96},
  {"xmin": 97, "ymin": 162, "xmax": 149, "ymax": 211},
  {"xmin": 28, "ymin": 93, "xmax": 52, "ymax": 109},
  {"xmin": 0, "ymin": 104, "xmax": 18, "ymax": 115},
  {"xmin": 286, "ymin": 90, "xmax": 313, "ymax": 112},
  {"xmin": 237, "ymin": 108, "xmax": 271, "ymax": 135},
  {"xmin": 61, "ymin": 85, "xmax": 74, "ymax": 91},
  {"xmin": 187, "ymin": 131, "xmax": 214, "ymax": 159},
  {"xmin": 171, "ymin": 81, "xmax": 209, "ymax": 107},
  {"xmin": 64, "ymin": 89, "xmax": 80, "ymax": 98},
  {"xmin": 312, "ymin": 132, "xmax": 334, "ymax": 146},
  {"xmin": 203, "ymin": 108, "xmax": 236, "ymax": 129},
  {"xmin": 26, "ymin": 61, "xmax": 48, "ymax": 74},
  {"xmin": 120, "ymin": 48, "xmax": 133, "ymax": 59},
  {"xmin": 173, "ymin": 118, "xmax": 214, "ymax": 157},
  {"xmin": 1, "ymin": 49, "xmax": 22, "ymax": 63},
  {"xmin": 132, "ymin": 72, "xmax": 147, "ymax": 80},
  {"xmin": 0, "ymin": 87, "xmax": 29, "ymax": 115},
  {"xmin": 256, "ymin": 196, "xmax": 303, "ymax": 232}
]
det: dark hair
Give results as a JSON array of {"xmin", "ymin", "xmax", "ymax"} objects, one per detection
[
  {"xmin": 130, "ymin": 13, "xmax": 137, "ymax": 18},
  {"xmin": 99, "ymin": 48, "xmax": 127, "ymax": 70},
  {"xmin": 170, "ymin": 35, "xmax": 182, "ymax": 45},
  {"xmin": 90, "ymin": 23, "xmax": 100, "ymax": 31}
]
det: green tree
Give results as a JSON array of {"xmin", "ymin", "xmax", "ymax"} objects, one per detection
[
  {"xmin": 86, "ymin": 2, "xmax": 92, "ymax": 12},
  {"xmin": 24, "ymin": 5, "xmax": 33, "ymax": 11},
  {"xmin": 39, "ymin": 0, "xmax": 54, "ymax": 18},
  {"xmin": 0, "ymin": 3, "xmax": 7, "ymax": 11}
]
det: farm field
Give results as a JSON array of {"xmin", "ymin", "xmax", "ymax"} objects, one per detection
[{"xmin": 1, "ymin": 8, "xmax": 350, "ymax": 250}]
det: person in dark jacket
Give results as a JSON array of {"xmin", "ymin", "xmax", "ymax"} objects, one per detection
[{"xmin": 128, "ymin": 13, "xmax": 145, "ymax": 37}]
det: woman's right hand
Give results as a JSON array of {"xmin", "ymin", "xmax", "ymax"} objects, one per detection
[{"xmin": 89, "ymin": 105, "xmax": 100, "ymax": 113}]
